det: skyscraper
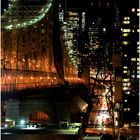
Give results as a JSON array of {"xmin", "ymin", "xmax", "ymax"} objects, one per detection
[{"xmin": 120, "ymin": 0, "xmax": 139, "ymax": 127}]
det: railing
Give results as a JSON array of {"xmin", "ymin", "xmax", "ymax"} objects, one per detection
[{"xmin": 1, "ymin": 69, "xmax": 83, "ymax": 92}]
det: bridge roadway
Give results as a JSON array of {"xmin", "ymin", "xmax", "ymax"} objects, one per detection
[{"xmin": 1, "ymin": 83, "xmax": 88, "ymax": 101}]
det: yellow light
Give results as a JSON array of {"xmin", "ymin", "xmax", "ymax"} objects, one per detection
[
  {"xmin": 122, "ymin": 41, "xmax": 129, "ymax": 45},
  {"xmin": 122, "ymin": 21, "xmax": 130, "ymax": 24},
  {"xmin": 40, "ymin": 77, "xmax": 42, "ymax": 80},
  {"xmin": 20, "ymin": 76, "xmax": 23, "ymax": 80},
  {"xmin": 122, "ymin": 78, "xmax": 130, "ymax": 82},
  {"xmin": 131, "ymin": 58, "xmax": 136, "ymax": 61},
  {"xmin": 47, "ymin": 76, "xmax": 50, "ymax": 79},
  {"xmin": 123, "ymin": 66, "xmax": 128, "ymax": 69},
  {"xmin": 122, "ymin": 29, "xmax": 131, "ymax": 32},
  {"xmin": 123, "ymin": 87, "xmax": 130, "ymax": 90},
  {"xmin": 8, "ymin": 76, "xmax": 11, "ymax": 80},
  {"xmin": 124, "ymin": 17, "xmax": 130, "ymax": 20},
  {"xmin": 123, "ymin": 70, "xmax": 127, "ymax": 74},
  {"xmin": 122, "ymin": 33, "xmax": 129, "ymax": 37}
]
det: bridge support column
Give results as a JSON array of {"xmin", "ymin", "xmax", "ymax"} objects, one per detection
[
  {"xmin": 5, "ymin": 100, "xmax": 20, "ymax": 122},
  {"xmin": 81, "ymin": 65, "xmax": 90, "ymax": 90}
]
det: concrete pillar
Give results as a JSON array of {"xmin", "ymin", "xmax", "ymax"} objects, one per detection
[{"xmin": 5, "ymin": 100, "xmax": 20, "ymax": 122}]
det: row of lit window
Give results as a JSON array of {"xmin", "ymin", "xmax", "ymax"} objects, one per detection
[
  {"xmin": 124, "ymin": 108, "xmax": 130, "ymax": 111},
  {"xmin": 121, "ymin": 29, "xmax": 140, "ymax": 33},
  {"xmin": 122, "ymin": 41, "xmax": 140, "ymax": 46},
  {"xmin": 131, "ymin": 74, "xmax": 140, "ymax": 78},
  {"xmin": 131, "ymin": 8, "xmax": 140, "ymax": 16},
  {"xmin": 122, "ymin": 41, "xmax": 129, "ymax": 45},
  {"xmin": 125, "ymin": 91, "xmax": 130, "ymax": 95},
  {"xmin": 68, "ymin": 12, "xmax": 79, "ymax": 16},
  {"xmin": 122, "ymin": 83, "xmax": 131, "ymax": 87},
  {"xmin": 122, "ymin": 87, "xmax": 131, "ymax": 91},
  {"xmin": 122, "ymin": 78, "xmax": 130, "ymax": 82},
  {"xmin": 122, "ymin": 33, "xmax": 129, "ymax": 37},
  {"xmin": 123, "ymin": 70, "xmax": 128, "ymax": 74},
  {"xmin": 123, "ymin": 17, "xmax": 130, "ymax": 25},
  {"xmin": 131, "ymin": 122, "xmax": 139, "ymax": 127},
  {"xmin": 132, "ymin": 8, "xmax": 140, "ymax": 12},
  {"xmin": 123, "ymin": 66, "xmax": 128, "ymax": 69},
  {"xmin": 123, "ymin": 17, "xmax": 130, "ymax": 21},
  {"xmin": 122, "ymin": 21, "xmax": 130, "ymax": 24}
]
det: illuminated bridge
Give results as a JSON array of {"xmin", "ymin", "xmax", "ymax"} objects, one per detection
[
  {"xmin": 1, "ymin": 0, "xmax": 85, "ymax": 94},
  {"xmin": 1, "ymin": 0, "xmax": 91, "ymax": 125}
]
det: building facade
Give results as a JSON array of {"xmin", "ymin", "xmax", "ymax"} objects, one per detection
[{"xmin": 120, "ymin": 0, "xmax": 139, "ymax": 127}]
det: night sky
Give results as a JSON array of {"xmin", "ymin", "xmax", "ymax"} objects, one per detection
[{"xmin": 1, "ymin": 0, "xmax": 8, "ymax": 14}]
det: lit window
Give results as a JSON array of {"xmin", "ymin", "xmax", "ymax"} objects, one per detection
[
  {"xmin": 124, "ymin": 108, "xmax": 130, "ymax": 111},
  {"xmin": 122, "ymin": 33, "xmax": 129, "ymax": 37},
  {"xmin": 123, "ymin": 83, "xmax": 131, "ymax": 86},
  {"xmin": 122, "ymin": 87, "xmax": 130, "ymax": 90},
  {"xmin": 123, "ymin": 70, "xmax": 127, "ymax": 74},
  {"xmin": 131, "ymin": 122, "xmax": 138, "ymax": 127},
  {"xmin": 132, "ymin": 8, "xmax": 135, "ymax": 12},
  {"xmin": 137, "ymin": 9, "xmax": 140, "ymax": 12},
  {"xmin": 125, "ymin": 100, "xmax": 127, "ymax": 102},
  {"xmin": 124, "ymin": 17, "xmax": 130, "ymax": 20},
  {"xmin": 137, "ymin": 13, "xmax": 140, "ymax": 16},
  {"xmin": 123, "ymin": 66, "xmax": 128, "ymax": 69},
  {"xmin": 137, "ymin": 75, "xmax": 140, "ymax": 78},
  {"xmin": 124, "ymin": 54, "xmax": 127, "ymax": 57},
  {"xmin": 131, "ymin": 58, "xmax": 136, "ymax": 61},
  {"xmin": 125, "ymin": 91, "xmax": 130, "ymax": 95},
  {"xmin": 122, "ymin": 78, "xmax": 130, "ymax": 82},
  {"xmin": 131, "ymin": 74, "xmax": 135, "ymax": 78},
  {"xmin": 122, "ymin": 21, "xmax": 130, "ymax": 24},
  {"xmin": 137, "ymin": 29, "xmax": 140, "ymax": 32},
  {"xmin": 122, "ymin": 29, "xmax": 131, "ymax": 32},
  {"xmin": 122, "ymin": 41, "xmax": 129, "ymax": 45},
  {"xmin": 124, "ymin": 108, "xmax": 127, "ymax": 111},
  {"xmin": 137, "ymin": 42, "xmax": 140, "ymax": 45},
  {"xmin": 103, "ymin": 28, "xmax": 106, "ymax": 32}
]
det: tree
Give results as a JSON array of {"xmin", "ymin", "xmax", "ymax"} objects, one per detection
[{"xmin": 80, "ymin": 15, "xmax": 118, "ymax": 140}]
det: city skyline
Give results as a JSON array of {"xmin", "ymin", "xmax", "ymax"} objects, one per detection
[{"xmin": 1, "ymin": 0, "xmax": 139, "ymax": 140}]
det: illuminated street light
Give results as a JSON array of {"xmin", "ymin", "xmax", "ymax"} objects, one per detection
[{"xmin": 20, "ymin": 119, "xmax": 26, "ymax": 125}]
